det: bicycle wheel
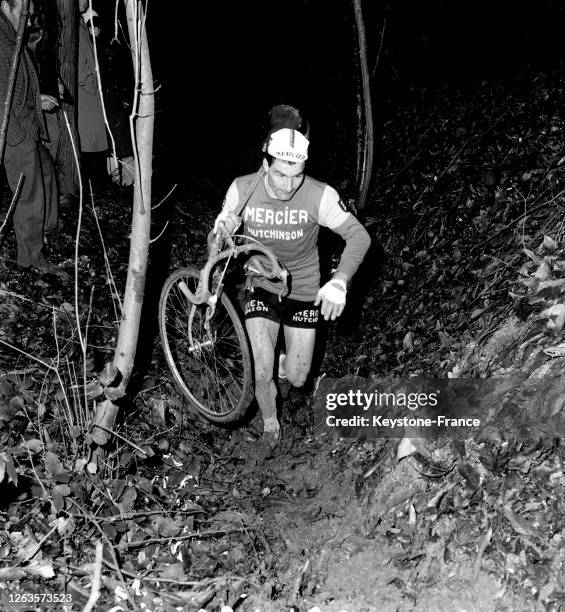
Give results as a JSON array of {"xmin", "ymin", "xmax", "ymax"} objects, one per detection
[{"xmin": 159, "ymin": 267, "xmax": 254, "ymax": 423}]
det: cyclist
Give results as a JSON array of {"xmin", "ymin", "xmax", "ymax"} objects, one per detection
[{"xmin": 214, "ymin": 106, "xmax": 371, "ymax": 453}]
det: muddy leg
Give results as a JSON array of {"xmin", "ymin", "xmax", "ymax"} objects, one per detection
[
  {"xmin": 283, "ymin": 326, "xmax": 316, "ymax": 389},
  {"xmin": 245, "ymin": 317, "xmax": 280, "ymax": 437}
]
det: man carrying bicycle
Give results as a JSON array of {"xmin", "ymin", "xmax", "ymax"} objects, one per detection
[{"xmin": 215, "ymin": 106, "xmax": 371, "ymax": 454}]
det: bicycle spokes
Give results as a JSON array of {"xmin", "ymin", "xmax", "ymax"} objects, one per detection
[{"xmin": 159, "ymin": 268, "xmax": 253, "ymax": 421}]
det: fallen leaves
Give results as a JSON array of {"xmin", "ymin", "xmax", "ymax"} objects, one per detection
[
  {"xmin": 502, "ymin": 505, "xmax": 544, "ymax": 540},
  {"xmin": 0, "ymin": 563, "xmax": 55, "ymax": 579},
  {"xmin": 150, "ymin": 515, "xmax": 182, "ymax": 538}
]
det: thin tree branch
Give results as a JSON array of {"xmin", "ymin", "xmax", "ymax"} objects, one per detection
[{"xmin": 81, "ymin": 541, "xmax": 103, "ymax": 612}]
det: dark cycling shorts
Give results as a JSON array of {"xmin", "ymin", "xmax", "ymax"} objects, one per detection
[{"xmin": 243, "ymin": 288, "xmax": 319, "ymax": 329}]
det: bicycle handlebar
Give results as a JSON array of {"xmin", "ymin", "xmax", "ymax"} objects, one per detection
[{"xmin": 186, "ymin": 233, "xmax": 289, "ymax": 305}]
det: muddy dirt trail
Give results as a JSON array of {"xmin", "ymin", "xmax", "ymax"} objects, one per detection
[{"xmin": 155, "ymin": 386, "xmax": 528, "ymax": 612}]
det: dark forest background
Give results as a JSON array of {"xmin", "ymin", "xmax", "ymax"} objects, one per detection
[{"xmin": 96, "ymin": 0, "xmax": 565, "ymax": 202}]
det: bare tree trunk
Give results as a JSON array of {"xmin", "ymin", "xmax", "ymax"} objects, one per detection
[
  {"xmin": 113, "ymin": 0, "xmax": 154, "ymax": 383},
  {"xmin": 91, "ymin": 0, "xmax": 154, "ymax": 450},
  {"xmin": 353, "ymin": 0, "xmax": 374, "ymax": 219},
  {"xmin": 55, "ymin": 0, "xmax": 79, "ymax": 196}
]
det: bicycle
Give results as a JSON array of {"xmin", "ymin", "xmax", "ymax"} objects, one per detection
[{"xmin": 158, "ymin": 229, "xmax": 289, "ymax": 424}]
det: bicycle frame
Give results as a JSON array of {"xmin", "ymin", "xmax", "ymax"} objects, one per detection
[{"xmin": 177, "ymin": 233, "xmax": 289, "ymax": 323}]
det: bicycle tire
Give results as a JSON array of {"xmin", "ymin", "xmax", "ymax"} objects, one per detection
[{"xmin": 159, "ymin": 267, "xmax": 254, "ymax": 423}]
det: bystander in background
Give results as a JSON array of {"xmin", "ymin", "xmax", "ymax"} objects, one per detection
[
  {"xmin": 27, "ymin": 0, "xmax": 60, "ymax": 234},
  {"xmin": 0, "ymin": 0, "xmax": 60, "ymax": 274},
  {"xmin": 77, "ymin": 0, "xmax": 108, "ymax": 190}
]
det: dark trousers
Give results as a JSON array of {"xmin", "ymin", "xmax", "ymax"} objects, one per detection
[
  {"xmin": 3, "ymin": 136, "xmax": 55, "ymax": 267},
  {"xmin": 38, "ymin": 142, "xmax": 58, "ymax": 232}
]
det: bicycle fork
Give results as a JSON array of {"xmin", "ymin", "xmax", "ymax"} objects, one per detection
[{"xmin": 177, "ymin": 278, "xmax": 220, "ymax": 353}]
